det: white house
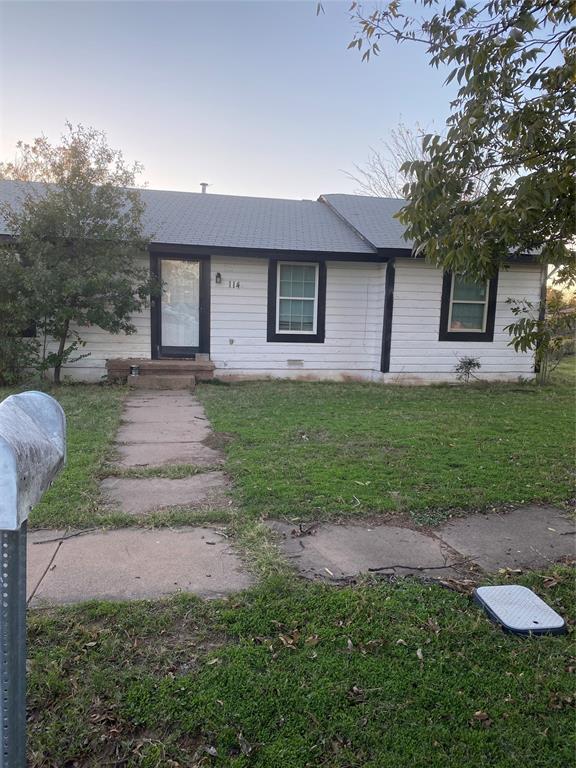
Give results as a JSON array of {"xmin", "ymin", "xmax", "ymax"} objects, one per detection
[{"xmin": 0, "ymin": 181, "xmax": 543, "ymax": 384}]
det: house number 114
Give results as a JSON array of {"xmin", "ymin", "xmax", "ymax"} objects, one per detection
[{"xmin": 228, "ymin": 280, "xmax": 240, "ymax": 288}]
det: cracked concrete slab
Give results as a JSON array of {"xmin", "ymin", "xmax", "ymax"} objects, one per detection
[
  {"xmin": 111, "ymin": 392, "xmax": 224, "ymax": 468},
  {"xmin": 29, "ymin": 527, "xmax": 252, "ymax": 605},
  {"xmin": 116, "ymin": 419, "xmax": 212, "ymax": 444},
  {"xmin": 27, "ymin": 530, "xmax": 65, "ymax": 601},
  {"xmin": 125, "ymin": 392, "xmax": 198, "ymax": 403},
  {"xmin": 269, "ymin": 521, "xmax": 460, "ymax": 580},
  {"xmin": 101, "ymin": 472, "xmax": 230, "ymax": 514},
  {"xmin": 122, "ymin": 405, "xmax": 208, "ymax": 423},
  {"xmin": 437, "ymin": 505, "xmax": 575, "ymax": 572},
  {"xmin": 114, "ymin": 441, "xmax": 223, "ymax": 468}
]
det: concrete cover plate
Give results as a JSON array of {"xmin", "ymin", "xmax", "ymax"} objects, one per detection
[{"xmin": 474, "ymin": 584, "xmax": 566, "ymax": 635}]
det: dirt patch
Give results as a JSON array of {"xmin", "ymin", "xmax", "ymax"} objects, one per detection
[{"xmin": 203, "ymin": 430, "xmax": 234, "ymax": 452}]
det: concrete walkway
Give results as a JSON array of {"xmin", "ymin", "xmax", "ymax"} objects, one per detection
[
  {"xmin": 27, "ymin": 527, "xmax": 252, "ymax": 605},
  {"xmin": 115, "ymin": 391, "xmax": 223, "ymax": 468},
  {"xmin": 27, "ymin": 390, "xmax": 251, "ymax": 607},
  {"xmin": 26, "ymin": 389, "xmax": 575, "ymax": 605},
  {"xmin": 270, "ymin": 505, "xmax": 575, "ymax": 581}
]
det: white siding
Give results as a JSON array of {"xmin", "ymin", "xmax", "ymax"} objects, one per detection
[
  {"xmin": 385, "ymin": 260, "xmax": 541, "ymax": 382},
  {"xmin": 44, "ymin": 308, "xmax": 151, "ymax": 382},
  {"xmin": 210, "ymin": 257, "xmax": 386, "ymax": 380},
  {"xmin": 49, "ymin": 255, "xmax": 542, "ymax": 384}
]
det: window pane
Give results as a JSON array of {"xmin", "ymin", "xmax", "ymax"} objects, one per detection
[
  {"xmin": 161, "ymin": 259, "xmax": 200, "ymax": 347},
  {"xmin": 279, "ymin": 264, "xmax": 316, "ymax": 298},
  {"xmin": 453, "ymin": 276, "xmax": 487, "ymax": 301},
  {"xmin": 450, "ymin": 302, "xmax": 485, "ymax": 330},
  {"xmin": 278, "ymin": 298, "xmax": 292, "ymax": 329},
  {"xmin": 278, "ymin": 298, "xmax": 314, "ymax": 331}
]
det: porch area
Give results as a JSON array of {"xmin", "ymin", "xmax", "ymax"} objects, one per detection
[{"xmin": 106, "ymin": 357, "xmax": 215, "ymax": 389}]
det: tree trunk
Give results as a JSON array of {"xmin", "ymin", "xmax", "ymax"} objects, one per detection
[{"xmin": 53, "ymin": 319, "xmax": 70, "ymax": 385}]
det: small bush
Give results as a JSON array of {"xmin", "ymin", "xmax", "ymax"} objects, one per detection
[{"xmin": 454, "ymin": 356, "xmax": 481, "ymax": 383}]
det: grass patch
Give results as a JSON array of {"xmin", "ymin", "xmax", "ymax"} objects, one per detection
[
  {"xmin": 28, "ymin": 567, "xmax": 575, "ymax": 767},
  {"xmin": 0, "ymin": 384, "xmax": 127, "ymax": 529},
  {"xmin": 134, "ymin": 505, "xmax": 234, "ymax": 527},
  {"xmin": 100, "ymin": 463, "xmax": 219, "ymax": 480},
  {"xmin": 0, "ymin": 385, "xmax": 230, "ymax": 529},
  {"xmin": 197, "ymin": 359, "xmax": 576, "ymax": 524}
]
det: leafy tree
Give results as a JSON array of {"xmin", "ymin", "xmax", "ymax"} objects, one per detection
[
  {"xmin": 0, "ymin": 247, "xmax": 39, "ymax": 385},
  {"xmin": 0, "ymin": 124, "xmax": 156, "ymax": 383},
  {"xmin": 346, "ymin": 1, "xmax": 575, "ymax": 286},
  {"xmin": 505, "ymin": 291, "xmax": 576, "ymax": 382}
]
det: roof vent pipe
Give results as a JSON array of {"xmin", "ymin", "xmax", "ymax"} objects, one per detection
[{"xmin": 200, "ymin": 182, "xmax": 209, "ymax": 194}]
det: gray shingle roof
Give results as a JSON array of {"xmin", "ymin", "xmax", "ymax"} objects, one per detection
[
  {"xmin": 320, "ymin": 194, "xmax": 410, "ymax": 250},
  {"xmin": 0, "ymin": 180, "xmax": 378, "ymax": 254},
  {"xmin": 138, "ymin": 188, "xmax": 375, "ymax": 253}
]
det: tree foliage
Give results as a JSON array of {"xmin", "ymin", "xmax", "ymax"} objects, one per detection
[
  {"xmin": 0, "ymin": 124, "xmax": 155, "ymax": 383},
  {"xmin": 505, "ymin": 293, "xmax": 576, "ymax": 383},
  {"xmin": 348, "ymin": 0, "xmax": 575, "ymax": 284}
]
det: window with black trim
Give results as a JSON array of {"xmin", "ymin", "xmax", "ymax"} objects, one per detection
[
  {"xmin": 439, "ymin": 271, "xmax": 499, "ymax": 342},
  {"xmin": 267, "ymin": 260, "xmax": 326, "ymax": 343}
]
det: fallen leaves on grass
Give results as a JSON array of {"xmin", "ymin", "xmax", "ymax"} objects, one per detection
[
  {"xmin": 439, "ymin": 578, "xmax": 477, "ymax": 595},
  {"xmin": 278, "ymin": 629, "xmax": 301, "ymax": 649},
  {"xmin": 471, "ymin": 710, "xmax": 493, "ymax": 728}
]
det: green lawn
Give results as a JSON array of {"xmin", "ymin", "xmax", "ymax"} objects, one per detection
[
  {"xmin": 0, "ymin": 384, "xmax": 127, "ymax": 528},
  {"xmin": 198, "ymin": 359, "xmax": 576, "ymax": 524},
  {"xmin": 1, "ymin": 361, "xmax": 573, "ymax": 530},
  {"xmin": 28, "ymin": 568, "xmax": 575, "ymax": 767},
  {"xmin": 15, "ymin": 363, "xmax": 576, "ymax": 766},
  {"xmin": 32, "ymin": 385, "xmax": 129, "ymax": 528},
  {"xmin": 0, "ymin": 384, "xmax": 228, "ymax": 528}
]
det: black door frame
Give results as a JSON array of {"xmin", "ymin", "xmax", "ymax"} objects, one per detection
[{"xmin": 150, "ymin": 253, "xmax": 211, "ymax": 359}]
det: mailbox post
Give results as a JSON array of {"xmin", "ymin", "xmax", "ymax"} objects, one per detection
[{"xmin": 0, "ymin": 392, "xmax": 66, "ymax": 768}]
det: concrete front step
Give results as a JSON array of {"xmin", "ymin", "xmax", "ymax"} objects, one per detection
[
  {"xmin": 107, "ymin": 357, "xmax": 215, "ymax": 382},
  {"xmin": 129, "ymin": 374, "xmax": 196, "ymax": 390}
]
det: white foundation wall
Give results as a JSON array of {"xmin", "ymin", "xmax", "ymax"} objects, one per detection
[
  {"xmin": 210, "ymin": 257, "xmax": 386, "ymax": 380},
  {"xmin": 385, "ymin": 260, "xmax": 542, "ymax": 382}
]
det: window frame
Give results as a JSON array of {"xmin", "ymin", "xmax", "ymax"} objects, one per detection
[
  {"xmin": 439, "ymin": 270, "xmax": 499, "ymax": 342},
  {"xmin": 267, "ymin": 259, "xmax": 326, "ymax": 343},
  {"xmin": 276, "ymin": 261, "xmax": 319, "ymax": 335}
]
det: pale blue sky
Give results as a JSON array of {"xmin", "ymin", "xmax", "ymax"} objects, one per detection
[{"xmin": 0, "ymin": 0, "xmax": 453, "ymax": 199}]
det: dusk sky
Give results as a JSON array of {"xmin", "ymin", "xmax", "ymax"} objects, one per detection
[{"xmin": 0, "ymin": 1, "xmax": 454, "ymax": 200}]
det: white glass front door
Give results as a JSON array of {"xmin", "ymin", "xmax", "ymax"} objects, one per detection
[{"xmin": 160, "ymin": 259, "xmax": 200, "ymax": 350}]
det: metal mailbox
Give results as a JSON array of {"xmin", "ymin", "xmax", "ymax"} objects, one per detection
[{"xmin": 0, "ymin": 391, "xmax": 66, "ymax": 767}]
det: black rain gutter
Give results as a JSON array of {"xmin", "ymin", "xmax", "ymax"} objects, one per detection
[{"xmin": 148, "ymin": 241, "xmax": 387, "ymax": 262}]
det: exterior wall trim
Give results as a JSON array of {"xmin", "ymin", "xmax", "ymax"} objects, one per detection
[{"xmin": 380, "ymin": 260, "xmax": 395, "ymax": 373}]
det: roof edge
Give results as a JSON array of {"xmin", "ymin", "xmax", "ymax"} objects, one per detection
[{"xmin": 318, "ymin": 194, "xmax": 378, "ymax": 252}]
